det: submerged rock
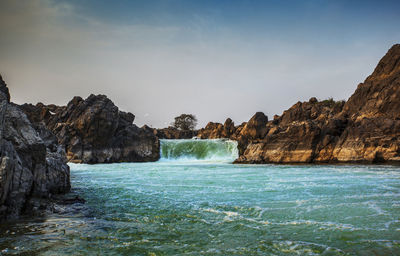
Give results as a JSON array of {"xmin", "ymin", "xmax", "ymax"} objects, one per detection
[
  {"xmin": 21, "ymin": 94, "xmax": 160, "ymax": 164},
  {"xmin": 0, "ymin": 76, "xmax": 70, "ymax": 221}
]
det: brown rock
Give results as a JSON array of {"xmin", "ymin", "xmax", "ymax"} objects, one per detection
[
  {"xmin": 237, "ymin": 120, "xmax": 321, "ymax": 164},
  {"xmin": 235, "ymin": 44, "xmax": 400, "ymax": 164},
  {"xmin": 197, "ymin": 118, "xmax": 237, "ymax": 139},
  {"xmin": 343, "ymin": 44, "xmax": 400, "ymax": 120},
  {"xmin": 239, "ymin": 112, "xmax": 268, "ymax": 139}
]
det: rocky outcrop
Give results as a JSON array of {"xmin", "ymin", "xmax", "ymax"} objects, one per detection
[
  {"xmin": 197, "ymin": 118, "xmax": 252, "ymax": 154},
  {"xmin": 342, "ymin": 44, "xmax": 400, "ymax": 120},
  {"xmin": 195, "ymin": 44, "xmax": 400, "ymax": 164},
  {"xmin": 0, "ymin": 75, "xmax": 10, "ymax": 103},
  {"xmin": 155, "ymin": 127, "xmax": 197, "ymax": 139},
  {"xmin": 21, "ymin": 94, "xmax": 160, "ymax": 164},
  {"xmin": 5, "ymin": 44, "xmax": 399, "ymax": 170},
  {"xmin": 234, "ymin": 100, "xmax": 345, "ymax": 163},
  {"xmin": 326, "ymin": 44, "xmax": 400, "ymax": 163},
  {"xmin": 234, "ymin": 44, "xmax": 400, "ymax": 164},
  {"xmin": 0, "ymin": 75, "xmax": 70, "ymax": 221},
  {"xmin": 197, "ymin": 114, "xmax": 269, "ymax": 155},
  {"xmin": 198, "ymin": 118, "xmax": 237, "ymax": 139}
]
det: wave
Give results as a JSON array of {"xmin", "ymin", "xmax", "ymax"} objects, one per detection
[{"xmin": 159, "ymin": 139, "xmax": 238, "ymax": 163}]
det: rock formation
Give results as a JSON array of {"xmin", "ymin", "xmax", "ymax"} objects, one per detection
[
  {"xmin": 327, "ymin": 44, "xmax": 400, "ymax": 163},
  {"xmin": 155, "ymin": 127, "xmax": 197, "ymax": 139},
  {"xmin": 198, "ymin": 44, "xmax": 400, "ymax": 164},
  {"xmin": 7, "ymin": 43, "xmax": 400, "ymax": 167},
  {"xmin": 236, "ymin": 99, "xmax": 345, "ymax": 163},
  {"xmin": 198, "ymin": 118, "xmax": 237, "ymax": 139},
  {"xmin": 21, "ymin": 94, "xmax": 160, "ymax": 164},
  {"xmin": 0, "ymin": 75, "xmax": 70, "ymax": 221}
]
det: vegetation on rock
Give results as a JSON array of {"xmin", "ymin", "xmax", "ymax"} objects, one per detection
[{"xmin": 172, "ymin": 114, "xmax": 198, "ymax": 131}]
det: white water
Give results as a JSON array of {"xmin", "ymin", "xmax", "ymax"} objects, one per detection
[{"xmin": 159, "ymin": 139, "xmax": 239, "ymax": 163}]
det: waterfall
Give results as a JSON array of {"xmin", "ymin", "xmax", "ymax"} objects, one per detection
[{"xmin": 159, "ymin": 139, "xmax": 238, "ymax": 163}]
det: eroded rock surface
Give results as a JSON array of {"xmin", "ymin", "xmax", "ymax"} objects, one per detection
[
  {"xmin": 21, "ymin": 94, "xmax": 160, "ymax": 164},
  {"xmin": 0, "ymin": 75, "xmax": 70, "ymax": 221},
  {"xmin": 236, "ymin": 44, "xmax": 400, "ymax": 163},
  {"xmin": 329, "ymin": 44, "xmax": 400, "ymax": 163},
  {"xmin": 198, "ymin": 44, "xmax": 400, "ymax": 164},
  {"xmin": 198, "ymin": 118, "xmax": 238, "ymax": 139}
]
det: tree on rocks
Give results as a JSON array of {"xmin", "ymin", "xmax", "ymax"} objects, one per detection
[{"xmin": 172, "ymin": 114, "xmax": 198, "ymax": 131}]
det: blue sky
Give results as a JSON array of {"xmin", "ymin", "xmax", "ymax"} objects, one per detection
[
  {"xmin": 0, "ymin": 0, "xmax": 399, "ymax": 127},
  {"xmin": 65, "ymin": 0, "xmax": 400, "ymax": 38}
]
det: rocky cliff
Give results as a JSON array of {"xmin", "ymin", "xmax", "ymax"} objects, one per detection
[
  {"xmin": 10, "ymin": 44, "xmax": 400, "ymax": 166},
  {"xmin": 328, "ymin": 44, "xmax": 400, "ymax": 163},
  {"xmin": 236, "ymin": 99, "xmax": 346, "ymax": 163},
  {"xmin": 21, "ymin": 95, "xmax": 160, "ymax": 164},
  {"xmin": 0, "ymin": 75, "xmax": 70, "ymax": 221},
  {"xmin": 198, "ymin": 44, "xmax": 400, "ymax": 164}
]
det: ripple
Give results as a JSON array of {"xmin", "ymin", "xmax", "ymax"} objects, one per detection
[{"xmin": 2, "ymin": 163, "xmax": 400, "ymax": 255}]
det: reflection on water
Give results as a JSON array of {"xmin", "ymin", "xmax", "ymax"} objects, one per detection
[{"xmin": 1, "ymin": 163, "xmax": 400, "ymax": 255}]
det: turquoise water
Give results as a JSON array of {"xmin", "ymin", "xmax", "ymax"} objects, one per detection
[{"xmin": 1, "ymin": 140, "xmax": 400, "ymax": 255}]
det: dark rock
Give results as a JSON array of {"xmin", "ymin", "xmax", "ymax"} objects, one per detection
[
  {"xmin": 0, "ymin": 75, "xmax": 10, "ymax": 103},
  {"xmin": 0, "ymin": 76, "xmax": 70, "ymax": 221},
  {"xmin": 223, "ymin": 118, "xmax": 235, "ymax": 137},
  {"xmin": 21, "ymin": 94, "xmax": 160, "ymax": 164},
  {"xmin": 155, "ymin": 126, "xmax": 197, "ymax": 139},
  {"xmin": 309, "ymin": 97, "xmax": 318, "ymax": 104}
]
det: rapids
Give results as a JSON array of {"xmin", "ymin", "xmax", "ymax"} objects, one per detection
[
  {"xmin": 1, "ymin": 140, "xmax": 400, "ymax": 255},
  {"xmin": 160, "ymin": 139, "xmax": 239, "ymax": 163}
]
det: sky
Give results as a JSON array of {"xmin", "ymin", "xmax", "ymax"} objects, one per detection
[{"xmin": 0, "ymin": 0, "xmax": 399, "ymax": 128}]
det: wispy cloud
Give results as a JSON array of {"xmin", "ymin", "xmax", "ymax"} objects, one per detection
[{"xmin": 0, "ymin": 0, "xmax": 399, "ymax": 127}]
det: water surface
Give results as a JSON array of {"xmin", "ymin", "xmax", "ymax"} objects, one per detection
[{"xmin": 1, "ymin": 140, "xmax": 400, "ymax": 255}]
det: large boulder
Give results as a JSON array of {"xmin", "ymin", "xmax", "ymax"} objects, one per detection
[
  {"xmin": 239, "ymin": 112, "xmax": 269, "ymax": 139},
  {"xmin": 0, "ymin": 76, "xmax": 70, "ymax": 221},
  {"xmin": 21, "ymin": 94, "xmax": 160, "ymax": 164},
  {"xmin": 197, "ymin": 122, "xmax": 224, "ymax": 139}
]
